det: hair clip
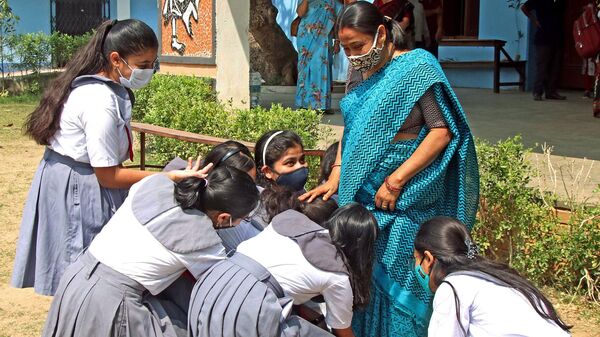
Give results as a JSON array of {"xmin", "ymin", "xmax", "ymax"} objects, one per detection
[
  {"xmin": 465, "ymin": 239, "xmax": 479, "ymax": 260},
  {"xmin": 202, "ymin": 178, "xmax": 209, "ymax": 188}
]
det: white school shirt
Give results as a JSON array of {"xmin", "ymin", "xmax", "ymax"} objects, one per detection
[
  {"xmin": 88, "ymin": 176, "xmax": 226, "ymax": 295},
  {"xmin": 428, "ymin": 274, "xmax": 571, "ymax": 337},
  {"xmin": 236, "ymin": 225, "xmax": 353, "ymax": 329},
  {"xmin": 409, "ymin": 0, "xmax": 430, "ymax": 43},
  {"xmin": 49, "ymin": 79, "xmax": 132, "ymax": 167}
]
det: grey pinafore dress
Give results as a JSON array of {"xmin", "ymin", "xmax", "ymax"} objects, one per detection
[
  {"xmin": 188, "ymin": 210, "xmax": 348, "ymax": 337},
  {"xmin": 11, "ymin": 75, "xmax": 131, "ymax": 296},
  {"xmin": 42, "ymin": 174, "xmax": 224, "ymax": 337}
]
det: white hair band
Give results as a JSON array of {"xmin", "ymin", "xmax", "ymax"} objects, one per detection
[{"xmin": 262, "ymin": 130, "xmax": 284, "ymax": 167}]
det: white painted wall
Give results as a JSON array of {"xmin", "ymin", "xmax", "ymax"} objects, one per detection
[
  {"xmin": 116, "ymin": 0, "xmax": 131, "ymax": 21},
  {"xmin": 215, "ymin": 0, "xmax": 250, "ymax": 108}
]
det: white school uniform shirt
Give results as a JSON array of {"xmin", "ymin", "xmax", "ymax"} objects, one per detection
[
  {"xmin": 49, "ymin": 77, "xmax": 132, "ymax": 167},
  {"xmin": 409, "ymin": 0, "xmax": 430, "ymax": 43},
  {"xmin": 236, "ymin": 224, "xmax": 353, "ymax": 330},
  {"xmin": 88, "ymin": 175, "xmax": 226, "ymax": 295},
  {"xmin": 428, "ymin": 274, "xmax": 571, "ymax": 337}
]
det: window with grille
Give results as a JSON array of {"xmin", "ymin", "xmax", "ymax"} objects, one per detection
[{"xmin": 51, "ymin": 0, "xmax": 110, "ymax": 35}]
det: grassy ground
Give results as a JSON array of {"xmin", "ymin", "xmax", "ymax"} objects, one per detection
[{"xmin": 0, "ymin": 97, "xmax": 598, "ymax": 337}]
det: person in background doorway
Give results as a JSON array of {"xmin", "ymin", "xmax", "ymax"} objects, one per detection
[
  {"xmin": 422, "ymin": 0, "xmax": 442, "ymax": 58},
  {"xmin": 521, "ymin": 0, "xmax": 567, "ymax": 101},
  {"xmin": 409, "ymin": 0, "xmax": 430, "ymax": 49},
  {"xmin": 582, "ymin": 57, "xmax": 595, "ymax": 99}
]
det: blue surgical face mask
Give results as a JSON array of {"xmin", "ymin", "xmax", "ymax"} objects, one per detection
[
  {"xmin": 275, "ymin": 166, "xmax": 309, "ymax": 192},
  {"xmin": 414, "ymin": 258, "xmax": 433, "ymax": 296}
]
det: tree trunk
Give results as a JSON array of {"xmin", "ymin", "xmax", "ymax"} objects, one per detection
[{"xmin": 250, "ymin": 0, "xmax": 297, "ymax": 85}]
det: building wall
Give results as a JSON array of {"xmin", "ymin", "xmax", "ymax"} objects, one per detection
[
  {"xmin": 440, "ymin": 1, "xmax": 531, "ymax": 89},
  {"xmin": 215, "ymin": 0, "xmax": 250, "ymax": 108},
  {"xmin": 130, "ymin": 0, "xmax": 158, "ymax": 34},
  {"xmin": 9, "ymin": 0, "xmax": 52, "ymax": 34}
]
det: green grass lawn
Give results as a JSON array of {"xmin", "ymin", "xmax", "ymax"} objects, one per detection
[{"xmin": 0, "ymin": 96, "xmax": 597, "ymax": 337}]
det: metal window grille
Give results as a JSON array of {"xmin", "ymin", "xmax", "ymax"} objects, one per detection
[{"xmin": 50, "ymin": 0, "xmax": 110, "ymax": 35}]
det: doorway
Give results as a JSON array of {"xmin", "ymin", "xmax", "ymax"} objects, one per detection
[{"xmin": 559, "ymin": 0, "xmax": 590, "ymax": 89}]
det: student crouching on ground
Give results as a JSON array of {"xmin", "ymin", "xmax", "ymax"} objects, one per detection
[
  {"xmin": 414, "ymin": 216, "xmax": 572, "ymax": 337},
  {"xmin": 42, "ymin": 166, "xmax": 259, "ymax": 337}
]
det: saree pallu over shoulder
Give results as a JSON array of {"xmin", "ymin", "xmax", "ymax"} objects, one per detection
[
  {"xmin": 338, "ymin": 49, "xmax": 479, "ymax": 336},
  {"xmin": 338, "ymin": 49, "xmax": 479, "ymax": 228}
]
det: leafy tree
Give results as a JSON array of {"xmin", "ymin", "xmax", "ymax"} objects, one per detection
[{"xmin": 0, "ymin": 0, "xmax": 19, "ymax": 89}]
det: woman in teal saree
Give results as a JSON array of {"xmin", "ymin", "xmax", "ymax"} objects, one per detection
[{"xmin": 301, "ymin": 2, "xmax": 479, "ymax": 336}]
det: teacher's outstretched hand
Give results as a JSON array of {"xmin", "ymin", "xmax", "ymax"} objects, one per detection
[{"xmin": 299, "ymin": 165, "xmax": 341, "ymax": 202}]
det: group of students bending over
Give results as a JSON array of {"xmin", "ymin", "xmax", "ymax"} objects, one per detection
[{"xmin": 40, "ymin": 129, "xmax": 571, "ymax": 337}]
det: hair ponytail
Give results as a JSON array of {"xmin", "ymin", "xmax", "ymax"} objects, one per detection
[
  {"xmin": 24, "ymin": 19, "xmax": 158, "ymax": 145},
  {"xmin": 383, "ymin": 16, "xmax": 407, "ymax": 50},
  {"xmin": 174, "ymin": 166, "xmax": 259, "ymax": 219},
  {"xmin": 322, "ymin": 203, "xmax": 378, "ymax": 308},
  {"xmin": 174, "ymin": 176, "xmax": 208, "ymax": 209},
  {"xmin": 337, "ymin": 1, "xmax": 410, "ymax": 51}
]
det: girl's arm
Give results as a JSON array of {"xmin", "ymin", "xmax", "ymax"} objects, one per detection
[
  {"xmin": 299, "ymin": 139, "xmax": 342, "ymax": 202},
  {"xmin": 297, "ymin": 0, "xmax": 309, "ymax": 17},
  {"xmin": 95, "ymin": 158, "xmax": 212, "ymax": 189},
  {"xmin": 375, "ymin": 128, "xmax": 451, "ymax": 211},
  {"xmin": 332, "ymin": 328, "xmax": 355, "ymax": 337}
]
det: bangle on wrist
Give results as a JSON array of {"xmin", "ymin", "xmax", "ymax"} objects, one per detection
[
  {"xmin": 330, "ymin": 163, "xmax": 341, "ymax": 169},
  {"xmin": 384, "ymin": 176, "xmax": 403, "ymax": 193}
]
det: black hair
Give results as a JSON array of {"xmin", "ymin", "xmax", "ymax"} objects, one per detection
[
  {"xmin": 337, "ymin": 1, "xmax": 409, "ymax": 51},
  {"xmin": 254, "ymin": 130, "xmax": 304, "ymax": 187},
  {"xmin": 174, "ymin": 166, "xmax": 259, "ymax": 221},
  {"xmin": 204, "ymin": 141, "xmax": 255, "ymax": 174},
  {"xmin": 322, "ymin": 203, "xmax": 379, "ymax": 308},
  {"xmin": 259, "ymin": 184, "xmax": 338, "ymax": 226},
  {"xmin": 25, "ymin": 19, "xmax": 158, "ymax": 145},
  {"xmin": 414, "ymin": 217, "xmax": 572, "ymax": 334},
  {"xmin": 318, "ymin": 141, "xmax": 339, "ymax": 183}
]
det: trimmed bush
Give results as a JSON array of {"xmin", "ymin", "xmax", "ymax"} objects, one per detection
[
  {"xmin": 473, "ymin": 136, "xmax": 599, "ymax": 300},
  {"xmin": 132, "ymin": 74, "xmax": 328, "ymax": 186}
]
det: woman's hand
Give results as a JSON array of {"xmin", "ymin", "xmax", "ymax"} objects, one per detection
[
  {"xmin": 166, "ymin": 156, "xmax": 214, "ymax": 182},
  {"xmin": 300, "ymin": 177, "xmax": 339, "ymax": 202},
  {"xmin": 375, "ymin": 180, "xmax": 402, "ymax": 212}
]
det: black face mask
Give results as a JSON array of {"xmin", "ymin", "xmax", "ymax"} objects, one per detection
[{"xmin": 274, "ymin": 167, "xmax": 309, "ymax": 192}]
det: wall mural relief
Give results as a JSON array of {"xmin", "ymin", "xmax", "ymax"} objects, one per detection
[{"xmin": 159, "ymin": 0, "xmax": 215, "ymax": 63}]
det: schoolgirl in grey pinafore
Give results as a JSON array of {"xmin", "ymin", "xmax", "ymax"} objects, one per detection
[
  {"xmin": 188, "ymin": 210, "xmax": 348, "ymax": 337},
  {"xmin": 11, "ymin": 75, "xmax": 132, "ymax": 296},
  {"xmin": 42, "ymin": 174, "xmax": 226, "ymax": 337}
]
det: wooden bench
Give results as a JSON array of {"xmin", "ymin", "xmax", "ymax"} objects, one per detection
[
  {"xmin": 128, "ymin": 122, "xmax": 325, "ymax": 170},
  {"xmin": 438, "ymin": 39, "xmax": 526, "ymax": 93}
]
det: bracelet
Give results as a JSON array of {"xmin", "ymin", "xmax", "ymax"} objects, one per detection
[
  {"xmin": 330, "ymin": 163, "xmax": 341, "ymax": 169},
  {"xmin": 384, "ymin": 177, "xmax": 403, "ymax": 193}
]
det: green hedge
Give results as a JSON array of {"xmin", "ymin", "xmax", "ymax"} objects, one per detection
[
  {"xmin": 473, "ymin": 136, "xmax": 599, "ymax": 300},
  {"xmin": 132, "ymin": 74, "xmax": 328, "ymax": 186}
]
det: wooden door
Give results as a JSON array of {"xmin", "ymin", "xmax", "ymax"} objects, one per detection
[{"xmin": 560, "ymin": 0, "xmax": 591, "ymax": 89}]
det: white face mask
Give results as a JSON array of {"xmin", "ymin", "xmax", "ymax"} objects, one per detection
[{"xmin": 117, "ymin": 57, "xmax": 154, "ymax": 89}]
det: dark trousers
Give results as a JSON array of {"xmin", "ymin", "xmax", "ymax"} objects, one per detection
[
  {"xmin": 425, "ymin": 42, "xmax": 439, "ymax": 59},
  {"xmin": 534, "ymin": 44, "xmax": 562, "ymax": 96}
]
